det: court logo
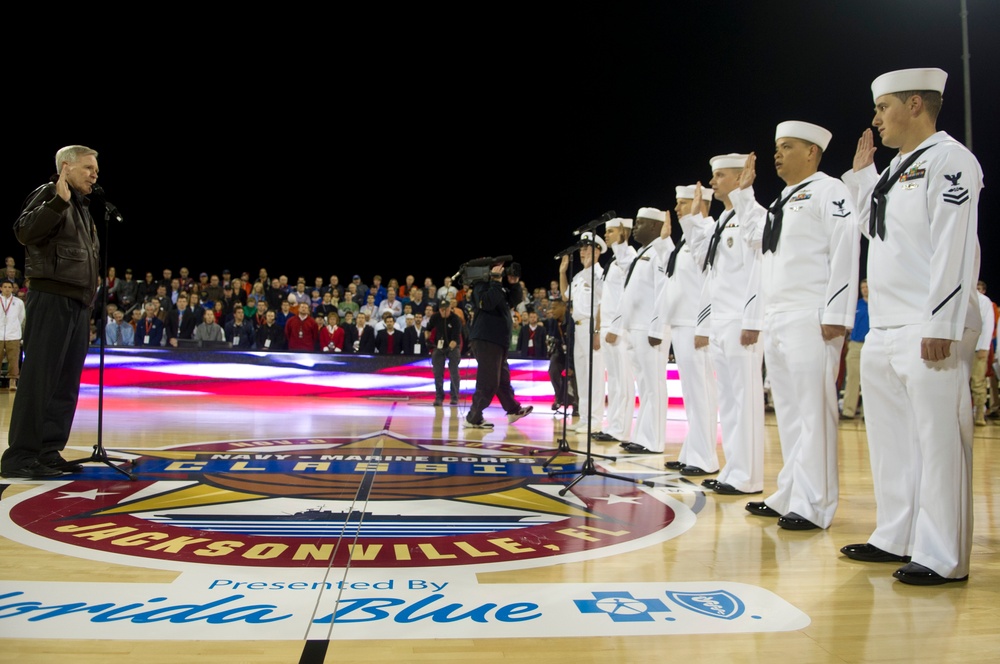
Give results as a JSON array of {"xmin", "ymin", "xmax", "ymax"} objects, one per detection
[{"xmin": 3, "ymin": 435, "xmax": 695, "ymax": 571}]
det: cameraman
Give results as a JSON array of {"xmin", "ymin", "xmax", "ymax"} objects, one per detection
[{"xmin": 465, "ymin": 260, "xmax": 533, "ymax": 429}]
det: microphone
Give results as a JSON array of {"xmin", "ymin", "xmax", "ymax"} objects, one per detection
[
  {"xmin": 572, "ymin": 210, "xmax": 616, "ymax": 236},
  {"xmin": 554, "ymin": 242, "xmax": 584, "ymax": 259},
  {"xmin": 91, "ymin": 184, "xmax": 123, "ymax": 223}
]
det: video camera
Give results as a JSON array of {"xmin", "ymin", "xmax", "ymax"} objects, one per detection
[{"xmin": 453, "ymin": 255, "xmax": 521, "ymax": 286}]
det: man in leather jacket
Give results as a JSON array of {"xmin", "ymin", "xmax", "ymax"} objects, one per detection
[{"xmin": 2, "ymin": 145, "xmax": 101, "ymax": 479}]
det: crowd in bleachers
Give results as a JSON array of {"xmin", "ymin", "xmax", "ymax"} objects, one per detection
[{"xmin": 72, "ymin": 265, "xmax": 565, "ymax": 357}]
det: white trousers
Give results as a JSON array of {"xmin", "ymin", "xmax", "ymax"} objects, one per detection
[
  {"xmin": 625, "ymin": 328, "xmax": 668, "ymax": 452},
  {"xmin": 672, "ymin": 325, "xmax": 719, "ymax": 472},
  {"xmin": 762, "ymin": 309, "xmax": 842, "ymax": 528},
  {"xmin": 709, "ymin": 318, "xmax": 765, "ymax": 492},
  {"xmin": 573, "ymin": 316, "xmax": 606, "ymax": 430},
  {"xmin": 861, "ymin": 325, "xmax": 976, "ymax": 579},
  {"xmin": 601, "ymin": 325, "xmax": 634, "ymax": 441}
]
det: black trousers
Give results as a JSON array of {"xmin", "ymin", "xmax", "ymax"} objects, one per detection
[
  {"xmin": 432, "ymin": 346, "xmax": 462, "ymax": 399},
  {"xmin": 2, "ymin": 291, "xmax": 91, "ymax": 468},
  {"xmin": 548, "ymin": 350, "xmax": 578, "ymax": 407},
  {"xmin": 467, "ymin": 339, "xmax": 520, "ymax": 423}
]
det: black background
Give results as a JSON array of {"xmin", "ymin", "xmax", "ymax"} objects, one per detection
[{"xmin": 7, "ymin": 1, "xmax": 998, "ymax": 296}]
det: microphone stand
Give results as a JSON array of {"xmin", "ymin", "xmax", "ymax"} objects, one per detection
[
  {"xmin": 87, "ymin": 190, "xmax": 136, "ymax": 480},
  {"xmin": 533, "ymin": 246, "xmax": 591, "ymax": 467},
  {"xmin": 544, "ymin": 234, "xmax": 651, "ymax": 496}
]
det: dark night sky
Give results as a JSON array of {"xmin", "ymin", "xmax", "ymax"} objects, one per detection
[{"xmin": 7, "ymin": 1, "xmax": 998, "ymax": 295}]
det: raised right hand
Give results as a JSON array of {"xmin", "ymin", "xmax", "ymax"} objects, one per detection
[{"xmin": 853, "ymin": 129, "xmax": 876, "ymax": 172}]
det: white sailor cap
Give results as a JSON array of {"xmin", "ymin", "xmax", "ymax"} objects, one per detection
[
  {"xmin": 709, "ymin": 153, "xmax": 749, "ymax": 171},
  {"xmin": 636, "ymin": 207, "xmax": 667, "ymax": 222},
  {"xmin": 775, "ymin": 120, "xmax": 832, "ymax": 151},
  {"xmin": 675, "ymin": 185, "xmax": 714, "ymax": 201},
  {"xmin": 871, "ymin": 67, "xmax": 947, "ymax": 101},
  {"xmin": 605, "ymin": 217, "xmax": 634, "ymax": 229},
  {"xmin": 580, "ymin": 232, "xmax": 607, "ymax": 252}
]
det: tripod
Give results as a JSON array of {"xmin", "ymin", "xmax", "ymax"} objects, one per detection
[
  {"xmin": 87, "ymin": 189, "xmax": 136, "ymax": 480},
  {"xmin": 545, "ymin": 233, "xmax": 652, "ymax": 496}
]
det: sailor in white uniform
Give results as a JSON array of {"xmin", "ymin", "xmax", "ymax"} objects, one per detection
[
  {"xmin": 732, "ymin": 121, "xmax": 860, "ymax": 531},
  {"xmin": 841, "ymin": 68, "xmax": 982, "ymax": 585},
  {"xmin": 679, "ymin": 155, "xmax": 765, "ymax": 495},
  {"xmin": 659, "ymin": 185, "xmax": 719, "ymax": 477},
  {"xmin": 596, "ymin": 218, "xmax": 636, "ymax": 443},
  {"xmin": 607, "ymin": 207, "xmax": 670, "ymax": 454},
  {"xmin": 559, "ymin": 232, "xmax": 607, "ymax": 436}
]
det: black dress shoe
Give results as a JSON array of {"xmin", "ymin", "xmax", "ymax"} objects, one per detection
[
  {"xmin": 701, "ymin": 479, "xmax": 720, "ymax": 489},
  {"xmin": 893, "ymin": 562, "xmax": 968, "ymax": 586},
  {"xmin": 777, "ymin": 512, "xmax": 820, "ymax": 530},
  {"xmin": 665, "ymin": 461, "xmax": 685, "ymax": 470},
  {"xmin": 680, "ymin": 465, "xmax": 716, "ymax": 477},
  {"xmin": 591, "ymin": 432, "xmax": 618, "ymax": 442},
  {"xmin": 840, "ymin": 543, "xmax": 911, "ymax": 563},
  {"xmin": 39, "ymin": 453, "xmax": 85, "ymax": 473},
  {"xmin": 621, "ymin": 443, "xmax": 658, "ymax": 454},
  {"xmin": 1, "ymin": 459, "xmax": 64, "ymax": 479},
  {"xmin": 712, "ymin": 482, "xmax": 762, "ymax": 495},
  {"xmin": 745, "ymin": 501, "xmax": 781, "ymax": 517}
]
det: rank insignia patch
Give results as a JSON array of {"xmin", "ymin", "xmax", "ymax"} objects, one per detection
[{"xmin": 942, "ymin": 172, "xmax": 969, "ymax": 206}]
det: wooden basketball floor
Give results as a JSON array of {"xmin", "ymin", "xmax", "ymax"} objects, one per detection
[{"xmin": 1, "ymin": 385, "xmax": 998, "ymax": 663}]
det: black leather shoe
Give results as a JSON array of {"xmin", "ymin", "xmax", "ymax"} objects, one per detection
[
  {"xmin": 449, "ymin": 397, "xmax": 459, "ymax": 405},
  {"xmin": 433, "ymin": 398, "xmax": 444, "ymax": 407},
  {"xmin": 591, "ymin": 432, "xmax": 617, "ymax": 442},
  {"xmin": 893, "ymin": 562, "xmax": 968, "ymax": 586},
  {"xmin": 1, "ymin": 459, "xmax": 64, "ymax": 479},
  {"xmin": 777, "ymin": 512, "xmax": 820, "ymax": 530},
  {"xmin": 701, "ymin": 479, "xmax": 720, "ymax": 489},
  {"xmin": 621, "ymin": 443, "xmax": 658, "ymax": 454},
  {"xmin": 712, "ymin": 482, "xmax": 762, "ymax": 495},
  {"xmin": 664, "ymin": 461, "xmax": 685, "ymax": 470},
  {"xmin": 840, "ymin": 543, "xmax": 911, "ymax": 563},
  {"xmin": 745, "ymin": 501, "xmax": 781, "ymax": 517},
  {"xmin": 551, "ymin": 402, "xmax": 561, "ymax": 411},
  {"xmin": 39, "ymin": 453, "xmax": 85, "ymax": 473},
  {"xmin": 680, "ymin": 465, "xmax": 716, "ymax": 476}
]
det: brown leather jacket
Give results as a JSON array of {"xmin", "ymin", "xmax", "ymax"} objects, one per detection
[{"xmin": 14, "ymin": 183, "xmax": 100, "ymax": 305}]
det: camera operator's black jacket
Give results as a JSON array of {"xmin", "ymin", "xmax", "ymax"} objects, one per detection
[{"xmin": 469, "ymin": 278, "xmax": 522, "ymax": 348}]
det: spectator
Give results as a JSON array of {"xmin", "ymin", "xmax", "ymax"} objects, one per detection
[
  {"xmin": 193, "ymin": 307, "xmax": 225, "ymax": 343},
  {"xmin": 225, "ymin": 306, "xmax": 255, "ymax": 349},
  {"xmin": 516, "ymin": 309, "xmax": 547, "ymax": 359},
  {"xmin": 255, "ymin": 309, "xmax": 286, "ymax": 351},
  {"xmin": 105, "ymin": 308, "xmax": 134, "ymax": 347},
  {"xmin": 136, "ymin": 299, "xmax": 166, "ymax": 347},
  {"xmin": 0, "ymin": 279, "xmax": 25, "ymax": 390},
  {"xmin": 285, "ymin": 301, "xmax": 320, "ymax": 352},
  {"xmin": 377, "ymin": 287, "xmax": 403, "ymax": 320},
  {"xmin": 117, "ymin": 268, "xmax": 139, "ymax": 314},
  {"xmin": 320, "ymin": 311, "xmax": 345, "ymax": 353},
  {"xmin": 375, "ymin": 314, "xmax": 404, "ymax": 355}
]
